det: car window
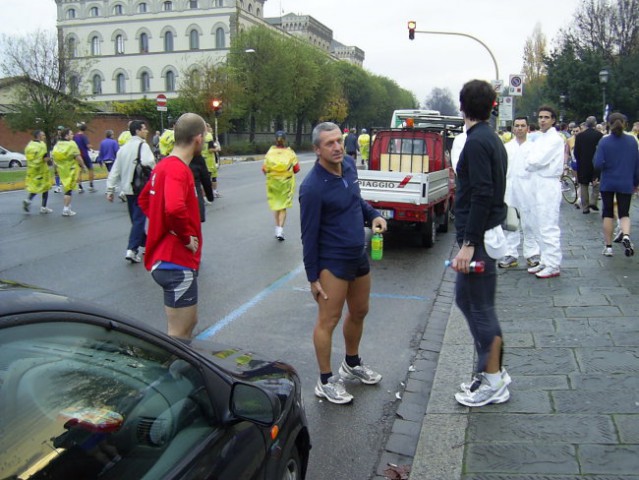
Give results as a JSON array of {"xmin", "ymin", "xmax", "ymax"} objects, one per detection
[
  {"xmin": 388, "ymin": 138, "xmax": 427, "ymax": 155},
  {"xmin": 0, "ymin": 321, "xmax": 216, "ymax": 479}
]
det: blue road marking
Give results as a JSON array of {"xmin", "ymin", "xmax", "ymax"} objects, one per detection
[
  {"xmin": 196, "ymin": 264, "xmax": 305, "ymax": 340},
  {"xmin": 196, "ymin": 263, "xmax": 427, "ymax": 340}
]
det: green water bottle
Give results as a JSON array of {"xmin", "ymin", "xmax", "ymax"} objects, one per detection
[{"xmin": 371, "ymin": 232, "xmax": 383, "ymax": 261}]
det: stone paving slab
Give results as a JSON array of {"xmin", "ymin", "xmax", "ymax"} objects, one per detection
[{"xmin": 464, "ymin": 443, "xmax": 579, "ymax": 475}]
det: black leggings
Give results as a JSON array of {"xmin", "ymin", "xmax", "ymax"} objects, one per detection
[
  {"xmin": 601, "ymin": 191, "xmax": 632, "ymax": 218},
  {"xmin": 28, "ymin": 192, "xmax": 49, "ymax": 206}
]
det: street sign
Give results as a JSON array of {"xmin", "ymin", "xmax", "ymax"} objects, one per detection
[
  {"xmin": 156, "ymin": 94, "xmax": 167, "ymax": 107},
  {"xmin": 499, "ymin": 96, "xmax": 513, "ymax": 121},
  {"xmin": 491, "ymin": 80, "xmax": 503, "ymax": 93},
  {"xmin": 157, "ymin": 106, "xmax": 167, "ymax": 112},
  {"xmin": 508, "ymin": 75, "xmax": 524, "ymax": 96}
]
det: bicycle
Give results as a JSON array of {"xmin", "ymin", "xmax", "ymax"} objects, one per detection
[{"xmin": 560, "ymin": 167, "xmax": 578, "ymax": 205}]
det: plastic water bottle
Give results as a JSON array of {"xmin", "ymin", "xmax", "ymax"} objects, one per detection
[
  {"xmin": 371, "ymin": 232, "xmax": 384, "ymax": 261},
  {"xmin": 444, "ymin": 260, "xmax": 485, "ymax": 273}
]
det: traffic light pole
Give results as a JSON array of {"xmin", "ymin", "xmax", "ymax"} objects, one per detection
[{"xmin": 411, "ymin": 29, "xmax": 499, "ymax": 84}]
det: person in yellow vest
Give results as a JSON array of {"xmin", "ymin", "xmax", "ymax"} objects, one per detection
[
  {"xmin": 358, "ymin": 128, "xmax": 371, "ymax": 166},
  {"xmin": 52, "ymin": 127, "xmax": 86, "ymax": 216},
  {"xmin": 118, "ymin": 121, "xmax": 132, "ymax": 146},
  {"xmin": 22, "ymin": 130, "xmax": 53, "ymax": 214},
  {"xmin": 262, "ymin": 131, "xmax": 300, "ymax": 241},
  {"xmin": 202, "ymin": 123, "xmax": 222, "ymax": 198},
  {"xmin": 159, "ymin": 127, "xmax": 175, "ymax": 158}
]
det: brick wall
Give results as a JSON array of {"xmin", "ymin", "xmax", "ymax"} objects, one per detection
[{"xmin": 0, "ymin": 113, "xmax": 151, "ymax": 152}]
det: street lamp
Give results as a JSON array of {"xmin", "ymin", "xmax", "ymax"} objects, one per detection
[
  {"xmin": 599, "ymin": 68, "xmax": 609, "ymax": 121},
  {"xmin": 559, "ymin": 94, "xmax": 566, "ymax": 123}
]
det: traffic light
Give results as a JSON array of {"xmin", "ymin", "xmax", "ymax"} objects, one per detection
[
  {"xmin": 491, "ymin": 99, "xmax": 499, "ymax": 117},
  {"xmin": 408, "ymin": 21, "xmax": 416, "ymax": 41},
  {"xmin": 211, "ymin": 98, "xmax": 222, "ymax": 117}
]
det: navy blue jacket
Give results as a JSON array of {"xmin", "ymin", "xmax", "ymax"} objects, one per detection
[
  {"xmin": 299, "ymin": 155, "xmax": 380, "ymax": 282},
  {"xmin": 594, "ymin": 133, "xmax": 639, "ymax": 194}
]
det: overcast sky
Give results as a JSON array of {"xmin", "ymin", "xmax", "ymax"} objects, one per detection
[{"xmin": 3, "ymin": 0, "xmax": 582, "ymax": 106}]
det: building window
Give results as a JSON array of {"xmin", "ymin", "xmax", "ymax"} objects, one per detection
[
  {"xmin": 92, "ymin": 74, "xmax": 102, "ymax": 94},
  {"xmin": 256, "ymin": 7, "xmax": 260, "ymax": 16},
  {"xmin": 248, "ymin": 4, "xmax": 252, "ymax": 13},
  {"xmin": 139, "ymin": 33, "xmax": 149, "ymax": 53},
  {"xmin": 91, "ymin": 36, "xmax": 100, "ymax": 56},
  {"xmin": 69, "ymin": 76, "xmax": 79, "ymax": 95},
  {"xmin": 215, "ymin": 27, "xmax": 225, "ymax": 48},
  {"xmin": 89, "ymin": 6, "xmax": 99, "ymax": 16},
  {"xmin": 189, "ymin": 0, "xmax": 198, "ymax": 8},
  {"xmin": 164, "ymin": 32, "xmax": 174, "ymax": 52},
  {"xmin": 189, "ymin": 29, "xmax": 199, "ymax": 50},
  {"xmin": 113, "ymin": 4, "xmax": 123, "ymax": 15},
  {"xmin": 66, "ymin": 8, "xmax": 76, "ymax": 19},
  {"xmin": 140, "ymin": 72, "xmax": 150, "ymax": 92},
  {"xmin": 67, "ymin": 37, "xmax": 76, "ymax": 58},
  {"xmin": 214, "ymin": 0, "xmax": 223, "ymax": 6},
  {"xmin": 138, "ymin": 2, "xmax": 147, "ymax": 13},
  {"xmin": 165, "ymin": 71, "xmax": 175, "ymax": 92},
  {"xmin": 240, "ymin": 0, "xmax": 244, "ymax": 8},
  {"xmin": 116, "ymin": 73, "xmax": 126, "ymax": 94},
  {"xmin": 163, "ymin": 1, "xmax": 172, "ymax": 11},
  {"xmin": 115, "ymin": 34, "xmax": 124, "ymax": 55}
]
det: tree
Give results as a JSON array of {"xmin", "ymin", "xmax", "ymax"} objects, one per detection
[
  {"xmin": 0, "ymin": 29, "xmax": 94, "ymax": 149},
  {"xmin": 423, "ymin": 88, "xmax": 458, "ymax": 116},
  {"xmin": 522, "ymin": 23, "xmax": 547, "ymax": 82}
]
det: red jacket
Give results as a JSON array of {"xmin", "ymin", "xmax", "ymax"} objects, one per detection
[{"xmin": 138, "ymin": 156, "xmax": 202, "ymax": 270}]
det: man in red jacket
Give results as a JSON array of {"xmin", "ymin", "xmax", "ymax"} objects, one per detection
[{"xmin": 138, "ymin": 113, "xmax": 206, "ymax": 339}]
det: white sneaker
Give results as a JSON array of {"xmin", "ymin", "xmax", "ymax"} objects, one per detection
[
  {"xmin": 125, "ymin": 249, "xmax": 142, "ymax": 264},
  {"xmin": 454, "ymin": 375, "xmax": 510, "ymax": 407},
  {"xmin": 214, "ymin": 191, "xmax": 223, "ymax": 198},
  {"xmin": 53, "ymin": 186, "xmax": 62, "ymax": 193},
  {"xmin": 62, "ymin": 208, "xmax": 76, "ymax": 217},
  {"xmin": 602, "ymin": 246, "xmax": 614, "ymax": 257},
  {"xmin": 40, "ymin": 207, "xmax": 53, "ymax": 214},
  {"xmin": 535, "ymin": 266, "xmax": 560, "ymax": 279},
  {"xmin": 118, "ymin": 192, "xmax": 127, "ymax": 202},
  {"xmin": 527, "ymin": 263, "xmax": 545, "ymax": 274},
  {"xmin": 460, "ymin": 367, "xmax": 511, "ymax": 392},
  {"xmin": 314, "ymin": 376, "xmax": 353, "ymax": 404},
  {"xmin": 88, "ymin": 186, "xmax": 97, "ymax": 193},
  {"xmin": 339, "ymin": 360, "xmax": 382, "ymax": 385}
]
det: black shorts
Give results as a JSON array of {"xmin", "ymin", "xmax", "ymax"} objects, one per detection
[
  {"xmin": 319, "ymin": 252, "xmax": 370, "ymax": 281},
  {"xmin": 151, "ymin": 269, "xmax": 198, "ymax": 308}
]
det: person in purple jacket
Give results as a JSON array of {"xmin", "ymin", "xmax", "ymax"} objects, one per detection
[
  {"xmin": 594, "ymin": 112, "xmax": 639, "ymax": 257},
  {"xmin": 73, "ymin": 123, "xmax": 95, "ymax": 193},
  {"xmin": 299, "ymin": 122, "xmax": 387, "ymax": 405},
  {"xmin": 98, "ymin": 130, "xmax": 119, "ymax": 172}
]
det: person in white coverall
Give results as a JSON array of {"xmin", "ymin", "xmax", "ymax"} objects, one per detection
[
  {"xmin": 525, "ymin": 106, "xmax": 565, "ymax": 278},
  {"xmin": 498, "ymin": 116, "xmax": 541, "ymax": 269}
]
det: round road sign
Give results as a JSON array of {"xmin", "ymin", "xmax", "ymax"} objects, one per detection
[{"xmin": 156, "ymin": 94, "xmax": 167, "ymax": 107}]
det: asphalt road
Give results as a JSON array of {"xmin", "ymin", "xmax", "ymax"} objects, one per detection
[{"xmin": 0, "ymin": 153, "xmax": 455, "ymax": 480}]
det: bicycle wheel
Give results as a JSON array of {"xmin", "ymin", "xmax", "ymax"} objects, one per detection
[{"xmin": 561, "ymin": 175, "xmax": 578, "ymax": 204}]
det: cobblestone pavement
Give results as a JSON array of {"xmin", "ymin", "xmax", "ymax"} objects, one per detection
[{"xmin": 382, "ymin": 199, "xmax": 639, "ymax": 479}]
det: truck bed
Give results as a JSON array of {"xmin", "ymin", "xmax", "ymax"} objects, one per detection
[{"xmin": 358, "ymin": 169, "xmax": 451, "ymax": 206}]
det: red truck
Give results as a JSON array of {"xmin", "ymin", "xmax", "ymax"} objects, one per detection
[{"xmin": 359, "ymin": 114, "xmax": 464, "ymax": 247}]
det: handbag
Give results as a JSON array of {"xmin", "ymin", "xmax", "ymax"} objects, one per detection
[
  {"xmin": 131, "ymin": 143, "xmax": 152, "ymax": 195},
  {"xmin": 502, "ymin": 205, "xmax": 520, "ymax": 232}
]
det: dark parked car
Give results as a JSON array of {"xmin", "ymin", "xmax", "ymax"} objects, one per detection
[{"xmin": 0, "ymin": 280, "xmax": 310, "ymax": 480}]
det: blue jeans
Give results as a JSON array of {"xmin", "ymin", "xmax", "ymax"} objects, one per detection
[
  {"xmin": 454, "ymin": 244, "xmax": 502, "ymax": 373},
  {"xmin": 126, "ymin": 195, "xmax": 147, "ymax": 252}
]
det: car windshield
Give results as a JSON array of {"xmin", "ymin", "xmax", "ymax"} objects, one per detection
[{"xmin": 0, "ymin": 321, "xmax": 215, "ymax": 479}]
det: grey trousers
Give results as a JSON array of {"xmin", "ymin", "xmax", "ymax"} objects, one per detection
[{"xmin": 581, "ymin": 182, "xmax": 600, "ymax": 210}]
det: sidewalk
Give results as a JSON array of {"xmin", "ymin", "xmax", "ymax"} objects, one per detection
[{"xmin": 411, "ymin": 200, "xmax": 639, "ymax": 479}]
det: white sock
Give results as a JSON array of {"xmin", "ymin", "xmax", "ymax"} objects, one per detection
[
  {"xmin": 483, "ymin": 372, "xmax": 502, "ymax": 387},
  {"xmin": 275, "ymin": 226, "xmax": 283, "ymax": 237}
]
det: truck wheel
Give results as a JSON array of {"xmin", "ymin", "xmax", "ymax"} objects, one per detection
[
  {"xmin": 421, "ymin": 213, "xmax": 436, "ymax": 248},
  {"xmin": 437, "ymin": 204, "xmax": 450, "ymax": 233}
]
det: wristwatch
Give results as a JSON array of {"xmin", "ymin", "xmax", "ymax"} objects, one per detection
[{"xmin": 462, "ymin": 239, "xmax": 476, "ymax": 247}]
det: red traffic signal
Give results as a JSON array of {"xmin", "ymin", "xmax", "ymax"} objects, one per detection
[
  {"xmin": 211, "ymin": 99, "xmax": 222, "ymax": 111},
  {"xmin": 491, "ymin": 99, "xmax": 499, "ymax": 117},
  {"xmin": 408, "ymin": 21, "xmax": 416, "ymax": 40}
]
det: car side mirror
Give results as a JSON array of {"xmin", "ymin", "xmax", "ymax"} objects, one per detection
[{"xmin": 230, "ymin": 383, "xmax": 281, "ymax": 426}]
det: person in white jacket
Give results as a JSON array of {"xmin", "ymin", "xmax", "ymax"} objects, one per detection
[
  {"xmin": 525, "ymin": 106, "xmax": 565, "ymax": 278},
  {"xmin": 106, "ymin": 120, "xmax": 156, "ymax": 264},
  {"xmin": 498, "ymin": 116, "xmax": 540, "ymax": 269}
]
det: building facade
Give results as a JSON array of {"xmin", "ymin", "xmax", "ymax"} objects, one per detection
[
  {"xmin": 55, "ymin": 0, "xmax": 269, "ymax": 103},
  {"xmin": 55, "ymin": 0, "xmax": 365, "ymax": 104}
]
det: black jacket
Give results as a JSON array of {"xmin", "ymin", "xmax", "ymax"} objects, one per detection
[
  {"xmin": 454, "ymin": 121, "xmax": 507, "ymax": 245},
  {"xmin": 573, "ymin": 127, "xmax": 603, "ymax": 184}
]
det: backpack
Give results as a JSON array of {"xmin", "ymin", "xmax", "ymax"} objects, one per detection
[{"xmin": 131, "ymin": 143, "xmax": 152, "ymax": 195}]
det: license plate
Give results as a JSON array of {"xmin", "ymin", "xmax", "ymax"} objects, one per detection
[{"xmin": 378, "ymin": 209, "xmax": 394, "ymax": 219}]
